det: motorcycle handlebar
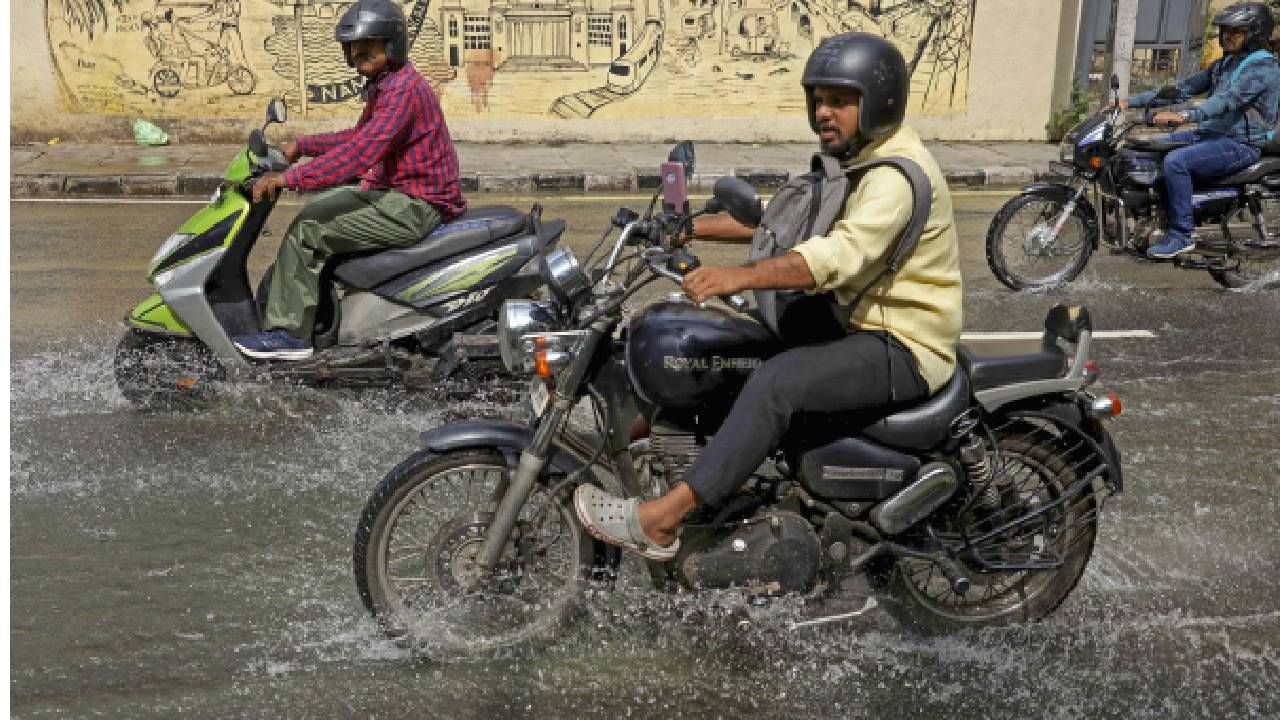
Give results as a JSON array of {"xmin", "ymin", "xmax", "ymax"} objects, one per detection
[{"xmin": 643, "ymin": 247, "xmax": 749, "ymax": 312}]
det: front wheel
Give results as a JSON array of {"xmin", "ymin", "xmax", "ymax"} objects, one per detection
[
  {"xmin": 986, "ymin": 192, "xmax": 1095, "ymax": 291},
  {"xmin": 353, "ymin": 449, "xmax": 608, "ymax": 656},
  {"xmin": 114, "ymin": 329, "xmax": 224, "ymax": 409}
]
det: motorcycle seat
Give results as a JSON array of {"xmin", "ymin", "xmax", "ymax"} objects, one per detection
[
  {"xmin": 956, "ymin": 343, "xmax": 1067, "ymax": 393},
  {"xmin": 333, "ymin": 206, "xmax": 529, "ymax": 289},
  {"xmin": 860, "ymin": 369, "xmax": 971, "ymax": 452},
  {"xmin": 1127, "ymin": 137, "xmax": 1192, "ymax": 153},
  {"xmin": 1203, "ymin": 156, "xmax": 1280, "ymax": 187}
]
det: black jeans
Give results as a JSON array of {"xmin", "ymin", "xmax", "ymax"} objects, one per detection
[{"xmin": 683, "ymin": 330, "xmax": 929, "ymax": 507}]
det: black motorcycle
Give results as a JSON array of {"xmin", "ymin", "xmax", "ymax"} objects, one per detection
[
  {"xmin": 986, "ymin": 77, "xmax": 1280, "ymax": 290},
  {"xmin": 353, "ymin": 145, "xmax": 1126, "ymax": 655}
]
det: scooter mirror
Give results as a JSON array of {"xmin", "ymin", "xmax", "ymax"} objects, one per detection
[
  {"xmin": 1110, "ymin": 74, "xmax": 1121, "ymax": 91},
  {"xmin": 248, "ymin": 128, "xmax": 269, "ymax": 158},
  {"xmin": 668, "ymin": 141, "xmax": 696, "ymax": 179},
  {"xmin": 266, "ymin": 99, "xmax": 287, "ymax": 125},
  {"xmin": 710, "ymin": 176, "xmax": 762, "ymax": 228}
]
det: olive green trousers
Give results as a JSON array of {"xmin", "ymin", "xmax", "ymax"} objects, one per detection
[{"xmin": 265, "ymin": 187, "xmax": 442, "ymax": 337}]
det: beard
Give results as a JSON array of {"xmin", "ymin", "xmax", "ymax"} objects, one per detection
[{"xmin": 818, "ymin": 126, "xmax": 856, "ymax": 156}]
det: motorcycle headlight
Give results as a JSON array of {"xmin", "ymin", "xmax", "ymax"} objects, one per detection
[
  {"xmin": 149, "ymin": 233, "xmax": 193, "ymax": 274},
  {"xmin": 498, "ymin": 300, "xmax": 554, "ymax": 372},
  {"xmin": 1059, "ymin": 140, "xmax": 1074, "ymax": 164},
  {"xmin": 540, "ymin": 247, "xmax": 590, "ymax": 303}
]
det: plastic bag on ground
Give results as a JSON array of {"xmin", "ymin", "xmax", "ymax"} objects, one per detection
[{"xmin": 133, "ymin": 119, "xmax": 169, "ymax": 146}]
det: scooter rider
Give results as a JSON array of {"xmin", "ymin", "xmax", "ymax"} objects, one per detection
[
  {"xmin": 232, "ymin": 0, "xmax": 466, "ymax": 360},
  {"xmin": 1127, "ymin": 2, "xmax": 1280, "ymax": 260},
  {"xmin": 573, "ymin": 33, "xmax": 963, "ymax": 560}
]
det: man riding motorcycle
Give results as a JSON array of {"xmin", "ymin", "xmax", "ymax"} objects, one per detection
[
  {"xmin": 231, "ymin": 0, "xmax": 466, "ymax": 360},
  {"xmin": 573, "ymin": 33, "xmax": 964, "ymax": 560},
  {"xmin": 1127, "ymin": 1, "xmax": 1280, "ymax": 260}
]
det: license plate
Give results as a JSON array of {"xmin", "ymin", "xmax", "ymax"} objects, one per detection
[{"xmin": 529, "ymin": 379, "xmax": 551, "ymax": 417}]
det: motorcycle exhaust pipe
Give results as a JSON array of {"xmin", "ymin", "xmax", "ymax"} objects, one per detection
[{"xmin": 870, "ymin": 462, "xmax": 959, "ymax": 536}]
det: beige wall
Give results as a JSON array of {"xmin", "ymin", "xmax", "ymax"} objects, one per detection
[{"xmin": 12, "ymin": 0, "xmax": 1082, "ymax": 143}]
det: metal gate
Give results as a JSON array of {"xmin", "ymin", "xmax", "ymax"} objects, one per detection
[{"xmin": 1075, "ymin": 0, "xmax": 1212, "ymax": 94}]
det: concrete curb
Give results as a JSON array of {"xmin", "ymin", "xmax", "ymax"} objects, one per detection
[{"xmin": 10, "ymin": 167, "xmax": 1047, "ymax": 198}]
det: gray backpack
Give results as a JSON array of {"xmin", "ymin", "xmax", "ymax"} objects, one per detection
[{"xmin": 749, "ymin": 153, "xmax": 932, "ymax": 340}]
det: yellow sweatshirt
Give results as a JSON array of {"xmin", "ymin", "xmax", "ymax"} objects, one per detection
[{"xmin": 792, "ymin": 125, "xmax": 963, "ymax": 393}]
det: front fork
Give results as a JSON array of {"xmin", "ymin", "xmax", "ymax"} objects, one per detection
[
  {"xmin": 476, "ymin": 322, "xmax": 609, "ymax": 571},
  {"xmin": 1035, "ymin": 184, "xmax": 1088, "ymax": 254}
]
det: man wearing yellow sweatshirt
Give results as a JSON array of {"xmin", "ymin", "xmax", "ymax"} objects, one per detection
[{"xmin": 574, "ymin": 33, "xmax": 963, "ymax": 560}]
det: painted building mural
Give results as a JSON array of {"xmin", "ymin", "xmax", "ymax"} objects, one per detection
[{"xmin": 46, "ymin": 0, "xmax": 977, "ymax": 119}]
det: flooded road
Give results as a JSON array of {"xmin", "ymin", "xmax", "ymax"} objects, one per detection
[{"xmin": 10, "ymin": 195, "xmax": 1280, "ymax": 718}]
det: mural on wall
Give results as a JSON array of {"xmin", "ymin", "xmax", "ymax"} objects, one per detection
[{"xmin": 46, "ymin": 0, "xmax": 976, "ymax": 119}]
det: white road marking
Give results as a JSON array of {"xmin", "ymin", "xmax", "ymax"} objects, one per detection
[{"xmin": 962, "ymin": 330, "xmax": 1156, "ymax": 340}]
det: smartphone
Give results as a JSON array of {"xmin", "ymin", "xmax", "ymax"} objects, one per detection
[{"xmin": 660, "ymin": 161, "xmax": 689, "ymax": 215}]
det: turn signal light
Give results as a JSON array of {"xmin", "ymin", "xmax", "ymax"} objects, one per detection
[
  {"xmin": 1105, "ymin": 391, "xmax": 1123, "ymax": 417},
  {"xmin": 533, "ymin": 336, "xmax": 552, "ymax": 378},
  {"xmin": 1089, "ymin": 157, "xmax": 1103, "ymax": 169}
]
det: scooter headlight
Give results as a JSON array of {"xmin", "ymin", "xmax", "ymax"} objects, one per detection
[
  {"xmin": 149, "ymin": 233, "xmax": 193, "ymax": 274},
  {"xmin": 498, "ymin": 300, "xmax": 554, "ymax": 371}
]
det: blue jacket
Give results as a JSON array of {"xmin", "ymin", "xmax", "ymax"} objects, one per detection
[{"xmin": 1129, "ymin": 50, "xmax": 1280, "ymax": 148}]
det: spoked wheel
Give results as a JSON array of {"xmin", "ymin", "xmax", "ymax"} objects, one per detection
[
  {"xmin": 986, "ymin": 193, "xmax": 1096, "ymax": 291},
  {"xmin": 114, "ymin": 329, "xmax": 224, "ymax": 409},
  {"xmin": 884, "ymin": 434, "xmax": 1098, "ymax": 633},
  {"xmin": 353, "ymin": 449, "xmax": 609, "ymax": 656},
  {"xmin": 1208, "ymin": 246, "xmax": 1280, "ymax": 289}
]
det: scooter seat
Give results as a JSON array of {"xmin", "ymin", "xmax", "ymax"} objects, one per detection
[
  {"xmin": 956, "ymin": 343, "xmax": 1067, "ymax": 392},
  {"xmin": 860, "ymin": 369, "xmax": 972, "ymax": 452},
  {"xmin": 333, "ymin": 206, "xmax": 529, "ymax": 289},
  {"xmin": 1202, "ymin": 157, "xmax": 1280, "ymax": 187}
]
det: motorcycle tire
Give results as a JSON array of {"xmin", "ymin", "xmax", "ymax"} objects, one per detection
[
  {"xmin": 114, "ymin": 329, "xmax": 224, "ymax": 410},
  {"xmin": 986, "ymin": 193, "xmax": 1095, "ymax": 291},
  {"xmin": 1208, "ymin": 256, "xmax": 1280, "ymax": 290},
  {"xmin": 881, "ymin": 433, "xmax": 1098, "ymax": 634},
  {"xmin": 353, "ymin": 449, "xmax": 613, "ymax": 657}
]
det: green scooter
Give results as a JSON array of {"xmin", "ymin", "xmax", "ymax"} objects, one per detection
[{"xmin": 116, "ymin": 98, "xmax": 562, "ymax": 407}]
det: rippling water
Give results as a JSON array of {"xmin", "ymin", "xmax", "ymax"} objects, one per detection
[{"xmin": 10, "ymin": 328, "xmax": 1280, "ymax": 719}]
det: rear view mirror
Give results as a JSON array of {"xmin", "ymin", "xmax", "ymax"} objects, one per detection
[
  {"xmin": 248, "ymin": 129, "xmax": 269, "ymax": 158},
  {"xmin": 709, "ymin": 176, "xmax": 762, "ymax": 228},
  {"xmin": 266, "ymin": 99, "xmax": 287, "ymax": 125},
  {"xmin": 668, "ymin": 141, "xmax": 696, "ymax": 179},
  {"xmin": 1110, "ymin": 74, "xmax": 1120, "ymax": 90}
]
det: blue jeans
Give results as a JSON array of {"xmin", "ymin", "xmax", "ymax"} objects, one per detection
[{"xmin": 1161, "ymin": 131, "xmax": 1261, "ymax": 241}]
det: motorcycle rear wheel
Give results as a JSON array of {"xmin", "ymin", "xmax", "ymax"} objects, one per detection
[
  {"xmin": 1208, "ymin": 250, "xmax": 1280, "ymax": 289},
  {"xmin": 353, "ymin": 449, "xmax": 605, "ymax": 656},
  {"xmin": 986, "ymin": 193, "xmax": 1095, "ymax": 291},
  {"xmin": 884, "ymin": 434, "xmax": 1098, "ymax": 633}
]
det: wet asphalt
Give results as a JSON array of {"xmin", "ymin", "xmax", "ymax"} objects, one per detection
[{"xmin": 9, "ymin": 194, "xmax": 1280, "ymax": 719}]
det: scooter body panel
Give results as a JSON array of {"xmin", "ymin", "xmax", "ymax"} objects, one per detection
[
  {"xmin": 372, "ymin": 234, "xmax": 541, "ymax": 309},
  {"xmin": 126, "ymin": 293, "xmax": 193, "ymax": 336}
]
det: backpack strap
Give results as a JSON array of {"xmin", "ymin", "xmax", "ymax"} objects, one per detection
[{"xmin": 831, "ymin": 155, "xmax": 932, "ymax": 326}]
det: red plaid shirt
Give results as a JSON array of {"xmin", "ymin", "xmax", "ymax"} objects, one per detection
[{"xmin": 285, "ymin": 62, "xmax": 467, "ymax": 220}]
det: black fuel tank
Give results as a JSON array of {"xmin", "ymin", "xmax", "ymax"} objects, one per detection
[{"xmin": 626, "ymin": 301, "xmax": 779, "ymax": 408}]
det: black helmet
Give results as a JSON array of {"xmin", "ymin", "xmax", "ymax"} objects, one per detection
[
  {"xmin": 1212, "ymin": 2, "xmax": 1275, "ymax": 52},
  {"xmin": 802, "ymin": 32, "xmax": 909, "ymax": 151},
  {"xmin": 335, "ymin": 0, "xmax": 409, "ymax": 68}
]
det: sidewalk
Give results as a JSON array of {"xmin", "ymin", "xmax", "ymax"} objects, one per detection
[{"xmin": 10, "ymin": 141, "xmax": 1061, "ymax": 198}]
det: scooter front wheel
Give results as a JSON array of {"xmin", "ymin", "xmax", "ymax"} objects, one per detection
[
  {"xmin": 986, "ymin": 193, "xmax": 1095, "ymax": 291},
  {"xmin": 114, "ymin": 329, "xmax": 224, "ymax": 409}
]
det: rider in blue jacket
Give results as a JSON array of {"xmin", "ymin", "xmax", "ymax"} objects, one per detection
[{"xmin": 1127, "ymin": 2, "xmax": 1280, "ymax": 259}]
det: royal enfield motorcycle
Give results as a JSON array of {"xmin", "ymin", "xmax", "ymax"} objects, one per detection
[
  {"xmin": 353, "ymin": 144, "xmax": 1125, "ymax": 656},
  {"xmin": 986, "ymin": 77, "xmax": 1280, "ymax": 290},
  {"xmin": 116, "ymin": 99, "xmax": 563, "ymax": 408}
]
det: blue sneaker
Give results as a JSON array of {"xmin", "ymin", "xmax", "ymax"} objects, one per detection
[
  {"xmin": 1147, "ymin": 234, "xmax": 1196, "ymax": 260},
  {"xmin": 232, "ymin": 329, "xmax": 313, "ymax": 360}
]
